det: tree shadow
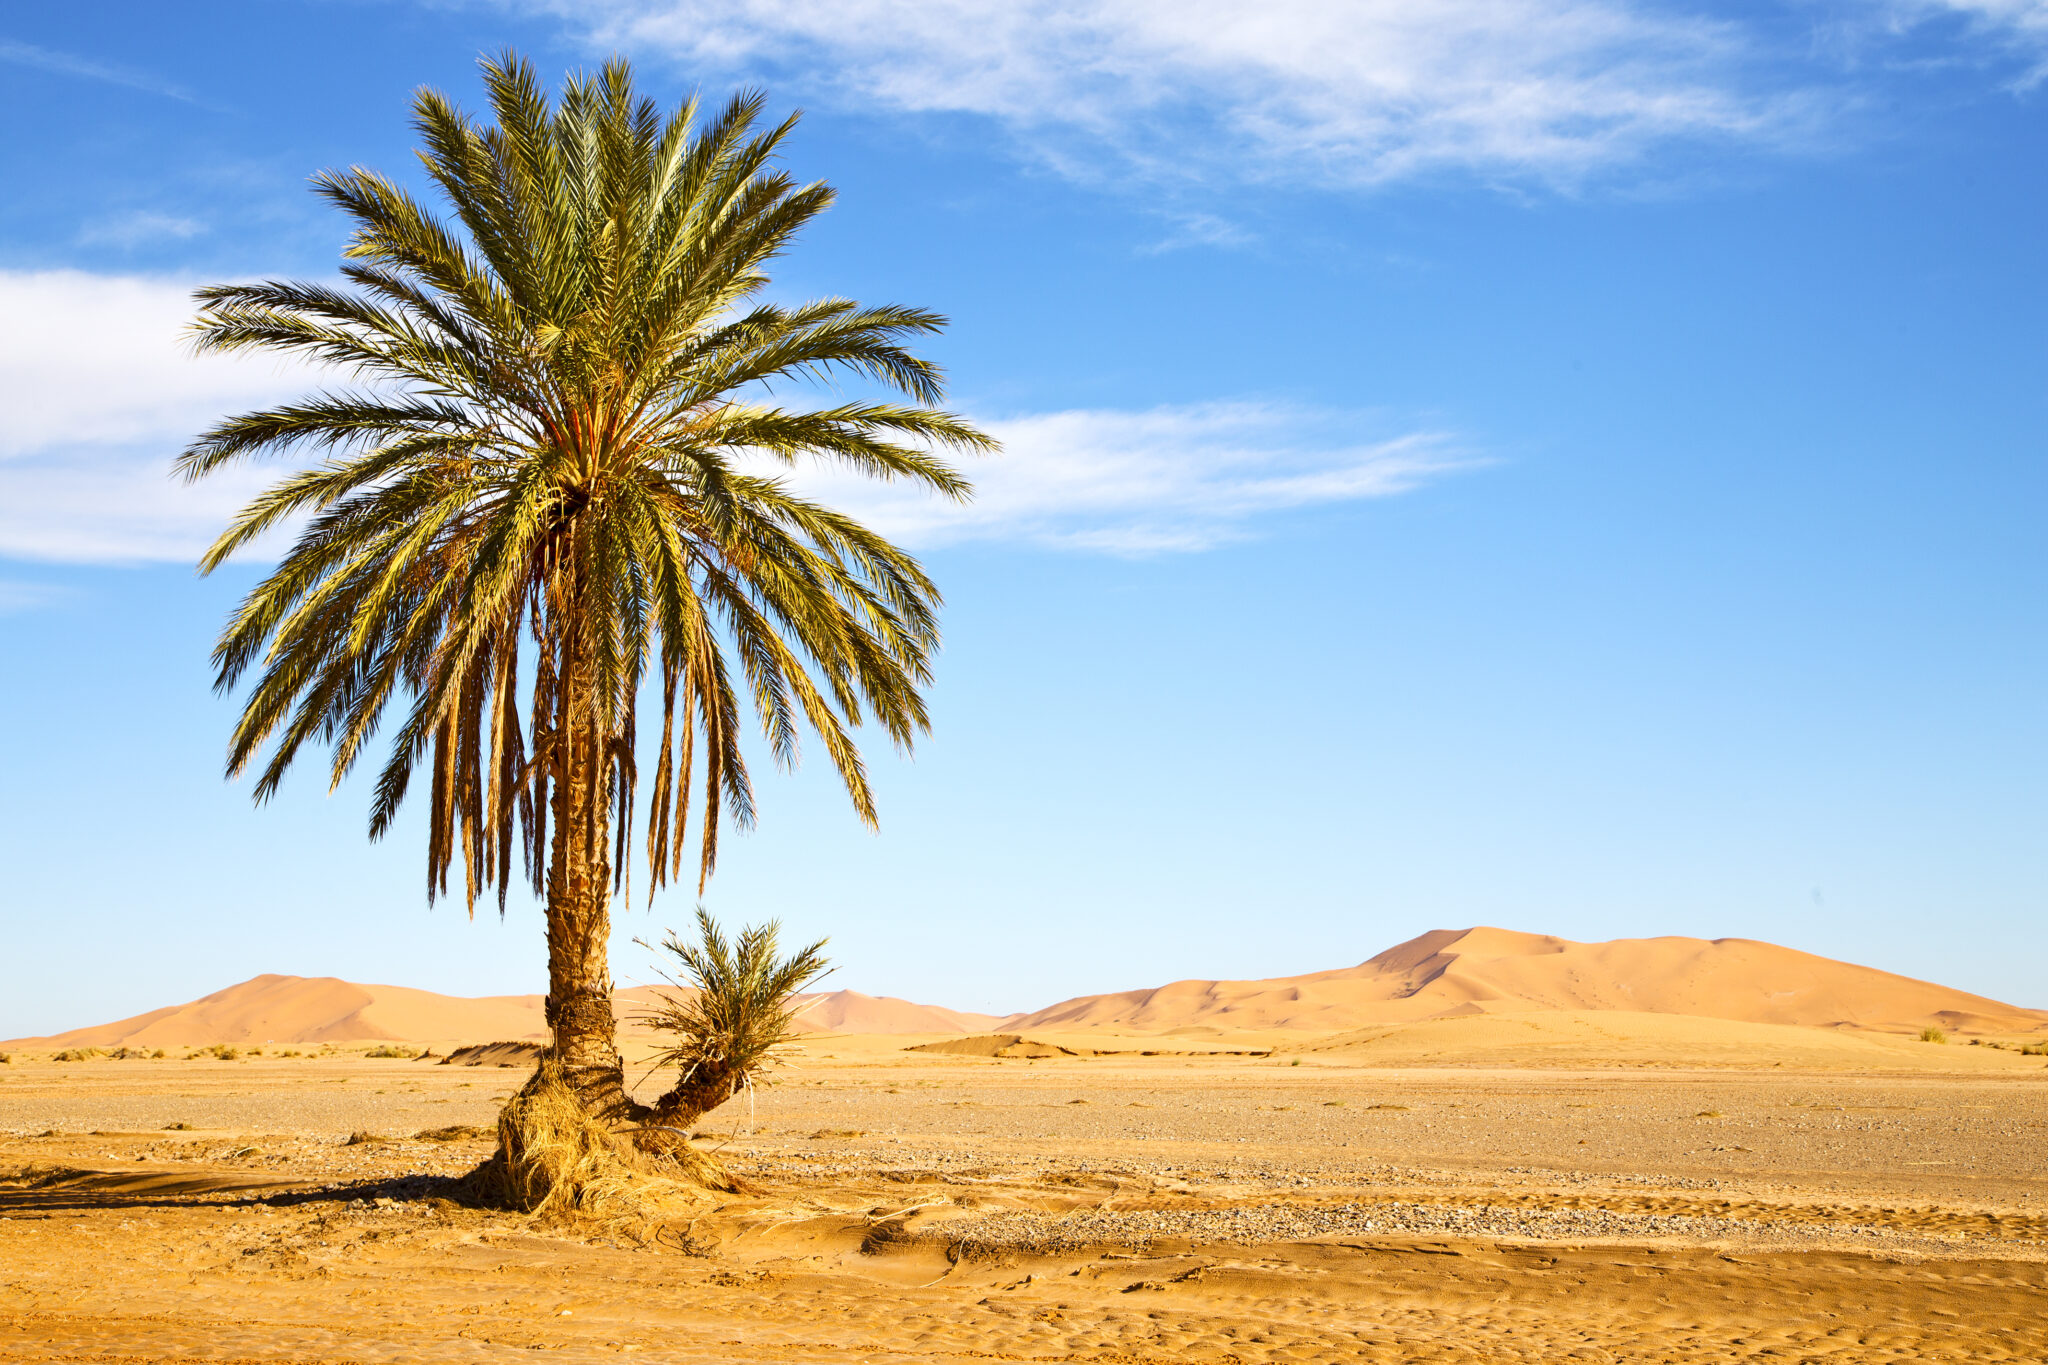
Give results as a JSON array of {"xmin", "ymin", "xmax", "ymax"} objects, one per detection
[{"xmin": 0, "ymin": 1166, "xmax": 495, "ymax": 1215}]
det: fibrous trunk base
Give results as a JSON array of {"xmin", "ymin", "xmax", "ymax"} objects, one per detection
[{"xmin": 464, "ymin": 1057, "xmax": 736, "ymax": 1220}]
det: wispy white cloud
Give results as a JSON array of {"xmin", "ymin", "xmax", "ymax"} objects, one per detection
[
  {"xmin": 0, "ymin": 271, "xmax": 304, "ymax": 458},
  {"xmin": 0, "ymin": 38, "xmax": 211, "ymax": 106},
  {"xmin": 0, "ymin": 452, "xmax": 275, "ymax": 565},
  {"xmin": 1141, "ymin": 211, "xmax": 1257, "ymax": 254},
  {"xmin": 780, "ymin": 404, "xmax": 1472, "ymax": 554},
  {"xmin": 0, "ymin": 269, "xmax": 1469, "ymax": 563},
  {"xmin": 519, "ymin": 0, "xmax": 1823, "ymax": 188},
  {"xmin": 77, "ymin": 211, "xmax": 209, "ymax": 249},
  {"xmin": 1883, "ymin": 0, "xmax": 2048, "ymax": 83},
  {"xmin": 0, "ymin": 270, "xmax": 312, "ymax": 564},
  {"xmin": 0, "ymin": 579, "xmax": 75, "ymax": 614}
]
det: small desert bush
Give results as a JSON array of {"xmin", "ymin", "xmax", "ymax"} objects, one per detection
[
  {"xmin": 636, "ymin": 908, "xmax": 831, "ymax": 1130},
  {"xmin": 363, "ymin": 1045, "xmax": 417, "ymax": 1059},
  {"xmin": 2022, "ymin": 1041, "xmax": 2048, "ymax": 1057},
  {"xmin": 1918, "ymin": 1026, "xmax": 1948, "ymax": 1044},
  {"xmin": 0, "ymin": 1052, "xmax": 10, "ymax": 1064},
  {"xmin": 51, "ymin": 1048, "xmax": 102, "ymax": 1063}
]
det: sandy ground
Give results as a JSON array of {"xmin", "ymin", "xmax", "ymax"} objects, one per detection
[{"xmin": 3, "ymin": 1037, "xmax": 2045, "ymax": 1363}]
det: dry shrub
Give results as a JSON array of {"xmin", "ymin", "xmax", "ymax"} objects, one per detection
[
  {"xmin": 464, "ymin": 1058, "xmax": 732, "ymax": 1222},
  {"xmin": 1918, "ymin": 1026, "xmax": 1948, "ymax": 1044},
  {"xmin": 414, "ymin": 1124, "xmax": 493, "ymax": 1143}
]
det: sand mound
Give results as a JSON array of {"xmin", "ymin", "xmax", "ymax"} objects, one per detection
[
  {"xmin": 438, "ymin": 1042, "xmax": 544, "ymax": 1068},
  {"xmin": 7, "ymin": 979, "xmax": 999, "ymax": 1049},
  {"xmin": 906, "ymin": 1034, "xmax": 1081, "ymax": 1058},
  {"xmin": 1009, "ymin": 927, "xmax": 2048, "ymax": 1037}
]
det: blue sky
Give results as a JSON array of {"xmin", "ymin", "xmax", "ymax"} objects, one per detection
[{"xmin": 1, "ymin": 1, "xmax": 2042, "ymax": 1038}]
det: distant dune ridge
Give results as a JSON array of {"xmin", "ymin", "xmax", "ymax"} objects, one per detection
[
  {"xmin": 5, "ymin": 977, "xmax": 1003, "ymax": 1049},
  {"xmin": 1009, "ymin": 927, "xmax": 2048, "ymax": 1036},
  {"xmin": 8, "ymin": 926, "xmax": 2042, "ymax": 1048}
]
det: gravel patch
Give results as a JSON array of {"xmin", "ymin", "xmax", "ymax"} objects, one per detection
[{"xmin": 938, "ymin": 1198, "xmax": 1956, "ymax": 1258}]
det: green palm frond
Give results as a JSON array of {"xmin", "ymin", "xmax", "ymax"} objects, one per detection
[
  {"xmin": 637, "ymin": 907, "xmax": 832, "ymax": 1097},
  {"xmin": 181, "ymin": 52, "xmax": 994, "ymax": 914}
]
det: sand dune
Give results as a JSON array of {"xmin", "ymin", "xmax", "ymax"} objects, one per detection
[
  {"xmin": 1009, "ymin": 926, "xmax": 2048, "ymax": 1036},
  {"xmin": 607, "ymin": 986, "xmax": 1001, "ymax": 1036},
  {"xmin": 3, "ymin": 975, "xmax": 548, "ymax": 1049},
  {"xmin": 784, "ymin": 989, "xmax": 1003, "ymax": 1035},
  {"xmin": 4, "ymin": 976, "xmax": 1000, "ymax": 1048},
  {"xmin": 13, "ymin": 926, "xmax": 2040, "ymax": 1049}
]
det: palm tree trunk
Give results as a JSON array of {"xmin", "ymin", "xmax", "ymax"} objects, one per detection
[
  {"xmin": 542, "ymin": 618, "xmax": 634, "ymax": 1119},
  {"xmin": 650, "ymin": 1066, "xmax": 739, "ymax": 1131}
]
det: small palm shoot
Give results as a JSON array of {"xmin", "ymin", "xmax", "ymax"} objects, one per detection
[{"xmin": 639, "ymin": 908, "xmax": 831, "ymax": 1140}]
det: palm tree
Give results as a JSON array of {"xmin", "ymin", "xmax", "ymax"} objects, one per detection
[
  {"xmin": 639, "ymin": 908, "xmax": 832, "ymax": 1133},
  {"xmin": 178, "ymin": 54, "xmax": 991, "ymax": 1120}
]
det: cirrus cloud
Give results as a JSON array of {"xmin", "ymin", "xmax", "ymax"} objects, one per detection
[
  {"xmin": 0, "ymin": 268, "xmax": 1472, "ymax": 564},
  {"xmin": 506, "ymin": 0, "xmax": 2048, "ymax": 192},
  {"xmin": 780, "ymin": 404, "xmax": 1472, "ymax": 554},
  {"xmin": 520, "ymin": 0, "xmax": 1826, "ymax": 189}
]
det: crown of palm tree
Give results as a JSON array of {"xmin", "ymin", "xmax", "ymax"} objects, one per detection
[
  {"xmin": 639, "ymin": 907, "xmax": 831, "ymax": 1101},
  {"xmin": 178, "ymin": 54, "xmax": 993, "ymax": 911}
]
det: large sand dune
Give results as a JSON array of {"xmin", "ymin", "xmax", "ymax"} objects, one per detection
[
  {"xmin": 12, "ymin": 925, "xmax": 2042, "ymax": 1049},
  {"xmin": 1010, "ymin": 926, "xmax": 2048, "ymax": 1036},
  {"xmin": 4, "ymin": 976, "xmax": 1001, "ymax": 1048}
]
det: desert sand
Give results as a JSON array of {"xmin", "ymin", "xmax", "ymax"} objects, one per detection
[
  {"xmin": 4, "ymin": 929, "xmax": 2046, "ymax": 1362},
  {"xmin": 4, "ymin": 1036, "xmax": 2046, "ymax": 1362}
]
